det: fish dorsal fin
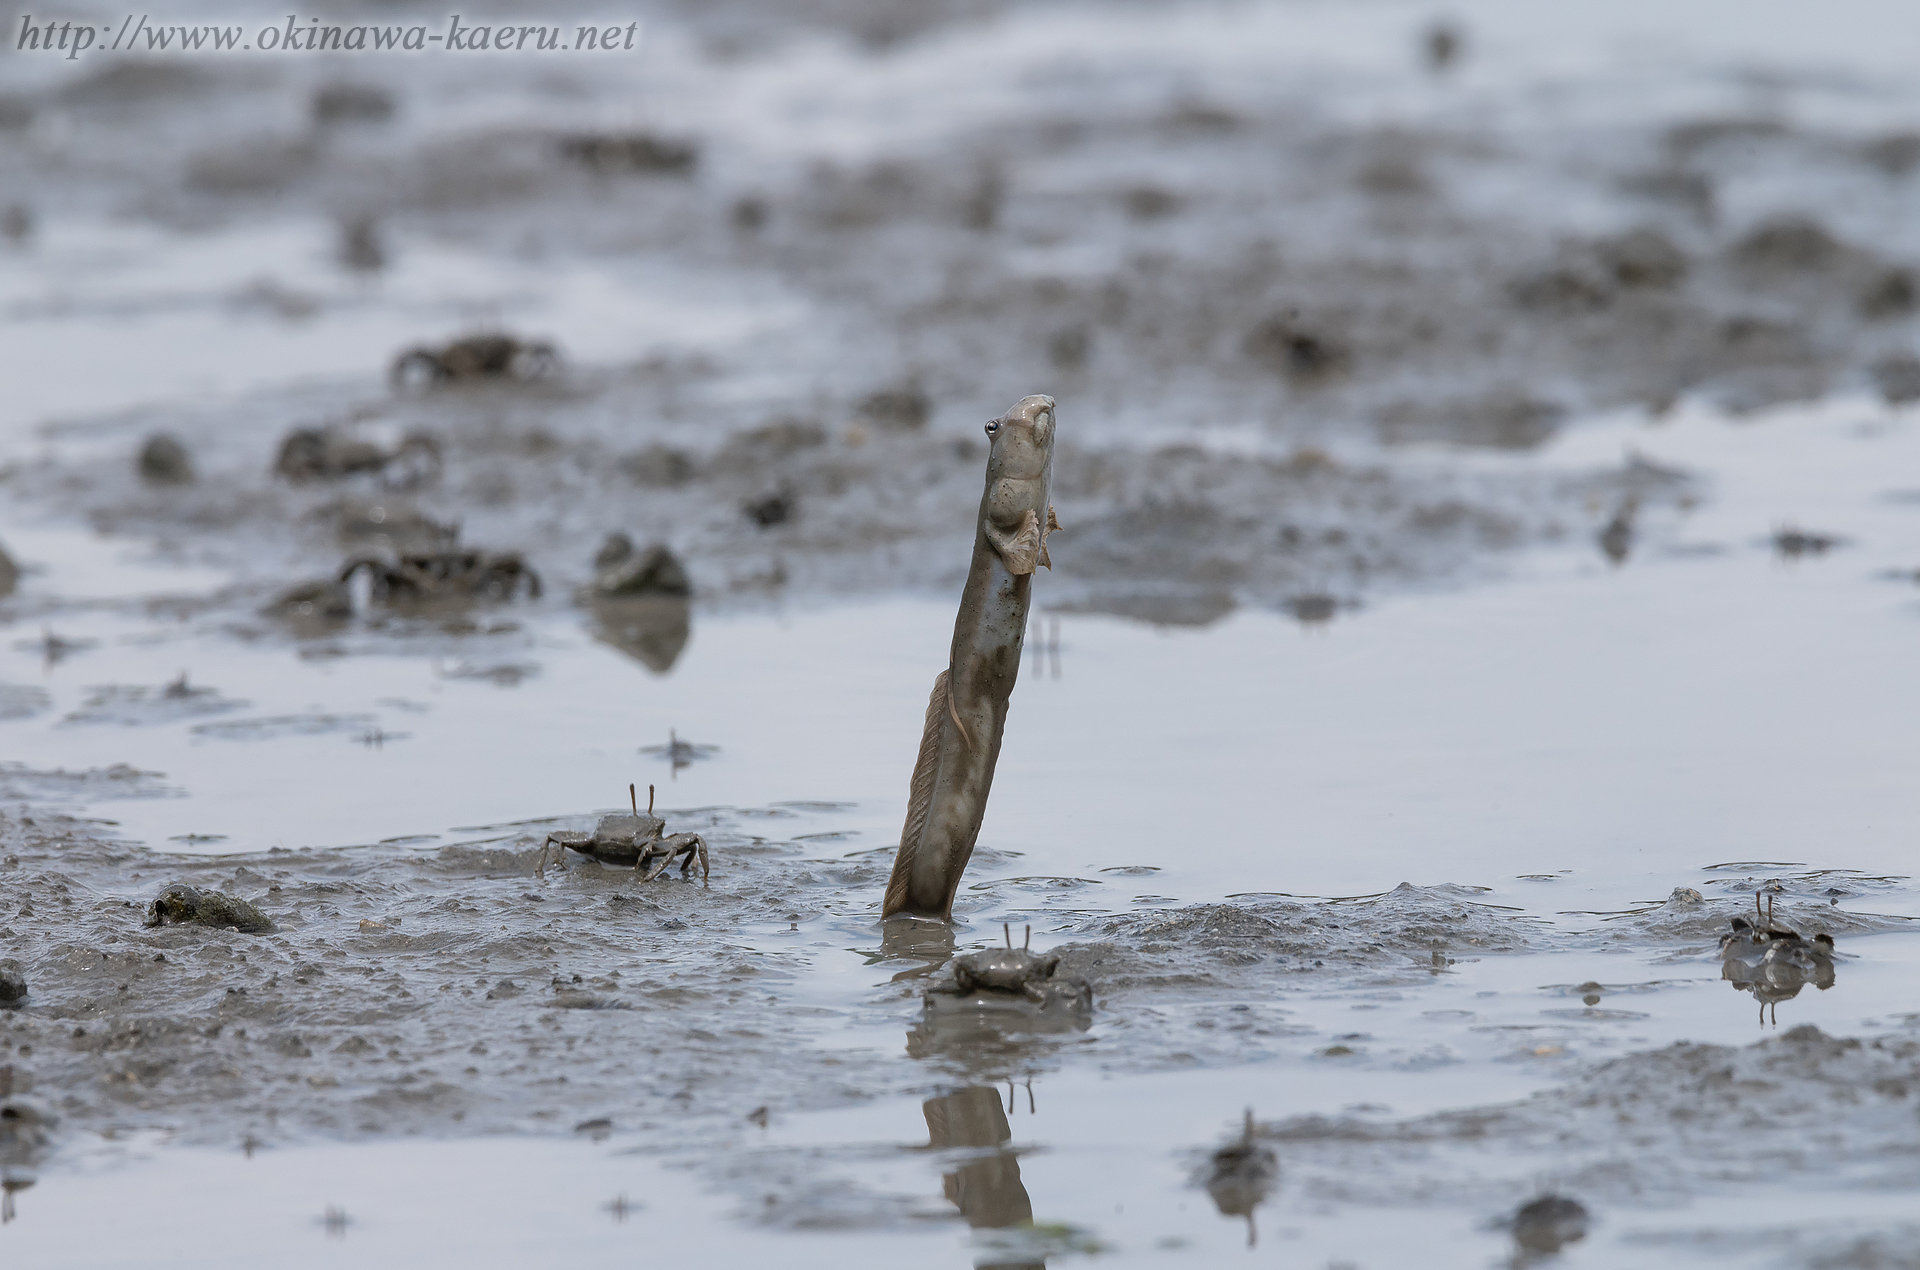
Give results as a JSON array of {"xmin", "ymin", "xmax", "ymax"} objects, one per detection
[{"xmin": 884, "ymin": 669, "xmax": 949, "ymax": 915}]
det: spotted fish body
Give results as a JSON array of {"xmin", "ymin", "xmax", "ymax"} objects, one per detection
[{"xmin": 884, "ymin": 394, "xmax": 1058, "ymax": 920}]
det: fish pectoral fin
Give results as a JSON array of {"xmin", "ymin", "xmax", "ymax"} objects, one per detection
[
  {"xmin": 1037, "ymin": 504, "xmax": 1061, "ymax": 570},
  {"xmin": 988, "ymin": 509, "xmax": 1042, "ymax": 575}
]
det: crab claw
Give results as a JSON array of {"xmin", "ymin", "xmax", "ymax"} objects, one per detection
[{"xmin": 642, "ymin": 832, "xmax": 708, "ymax": 882}]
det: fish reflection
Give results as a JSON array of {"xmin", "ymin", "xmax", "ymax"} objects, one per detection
[
  {"xmin": 923, "ymin": 1086, "xmax": 1042, "ymax": 1270},
  {"xmin": 588, "ymin": 595, "xmax": 690, "ymax": 674},
  {"xmin": 880, "ymin": 916, "xmax": 957, "ymax": 982},
  {"xmin": 1720, "ymin": 895, "xmax": 1836, "ymax": 1025}
]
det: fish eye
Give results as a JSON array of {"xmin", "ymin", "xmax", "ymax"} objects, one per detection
[{"xmin": 984, "ymin": 419, "xmax": 1000, "ymax": 435}]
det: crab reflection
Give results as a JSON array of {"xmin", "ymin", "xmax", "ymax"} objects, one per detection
[
  {"xmin": 1203, "ymin": 1110, "xmax": 1277, "ymax": 1248},
  {"xmin": 588, "ymin": 595, "xmax": 690, "ymax": 674},
  {"xmin": 1, "ymin": 1067, "xmax": 47, "ymax": 1226},
  {"xmin": 923, "ymin": 1085, "xmax": 1043, "ymax": 1270},
  {"xmin": 1719, "ymin": 894, "xmax": 1837, "ymax": 1025}
]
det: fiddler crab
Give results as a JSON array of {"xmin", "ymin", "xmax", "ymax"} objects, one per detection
[
  {"xmin": 341, "ymin": 548, "xmax": 542, "ymax": 606},
  {"xmin": 390, "ymin": 334, "xmax": 557, "ymax": 388},
  {"xmin": 537, "ymin": 784, "xmax": 710, "ymax": 882},
  {"xmin": 935, "ymin": 923, "xmax": 1092, "ymax": 1013}
]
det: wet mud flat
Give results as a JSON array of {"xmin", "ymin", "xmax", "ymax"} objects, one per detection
[
  {"xmin": 4, "ymin": 373, "xmax": 1690, "ymax": 633},
  {"xmin": 6, "ymin": 803, "xmax": 1920, "ymax": 1262},
  {"xmin": 3, "ymin": 3, "xmax": 1920, "ymax": 1262},
  {"xmin": 17, "ymin": 1, "xmax": 1920, "ymax": 621}
]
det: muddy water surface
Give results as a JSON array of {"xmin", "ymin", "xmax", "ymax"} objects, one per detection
[
  {"xmin": 8, "ymin": 0, "xmax": 1920, "ymax": 1264},
  {"xmin": 4, "ymin": 397, "xmax": 1920, "ymax": 1267}
]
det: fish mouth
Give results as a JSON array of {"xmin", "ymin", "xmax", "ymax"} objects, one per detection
[
  {"xmin": 990, "ymin": 394, "xmax": 1056, "ymax": 473},
  {"xmin": 1010, "ymin": 393, "xmax": 1056, "ymax": 438}
]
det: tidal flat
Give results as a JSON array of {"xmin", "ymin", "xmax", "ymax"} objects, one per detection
[{"xmin": 5, "ymin": 0, "xmax": 1920, "ymax": 1265}]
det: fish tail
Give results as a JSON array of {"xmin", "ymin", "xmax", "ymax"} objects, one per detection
[{"xmin": 884, "ymin": 669, "xmax": 949, "ymax": 917}]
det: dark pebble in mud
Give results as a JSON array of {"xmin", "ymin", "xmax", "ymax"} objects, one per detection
[
  {"xmin": 744, "ymin": 489, "xmax": 795, "ymax": 527},
  {"xmin": 1511, "ymin": 1194, "xmax": 1590, "ymax": 1254},
  {"xmin": 137, "ymin": 434, "xmax": 194, "ymax": 485},
  {"xmin": 0, "ymin": 958, "xmax": 26, "ymax": 1006},
  {"xmin": 144, "ymin": 884, "xmax": 275, "ymax": 933},
  {"xmin": 311, "ymin": 81, "xmax": 393, "ymax": 125},
  {"xmin": 557, "ymin": 132, "xmax": 697, "ymax": 175},
  {"xmin": 856, "ymin": 388, "xmax": 930, "ymax": 432}
]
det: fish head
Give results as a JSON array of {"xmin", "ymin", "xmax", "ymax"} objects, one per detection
[{"xmin": 984, "ymin": 394, "xmax": 1056, "ymax": 481}]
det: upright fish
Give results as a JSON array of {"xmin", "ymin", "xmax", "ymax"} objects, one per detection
[{"xmin": 884, "ymin": 394, "xmax": 1060, "ymax": 920}]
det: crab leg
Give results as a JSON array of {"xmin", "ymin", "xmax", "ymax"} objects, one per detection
[
  {"xmin": 675, "ymin": 834, "xmax": 710, "ymax": 880},
  {"xmin": 631, "ymin": 827, "xmax": 665, "ymax": 875},
  {"xmin": 644, "ymin": 833, "xmax": 706, "ymax": 882}
]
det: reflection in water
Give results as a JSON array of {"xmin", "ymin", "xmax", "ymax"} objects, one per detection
[
  {"xmin": 923, "ymin": 1086, "xmax": 1042, "ymax": 1270},
  {"xmin": 1203, "ymin": 1110, "xmax": 1277, "ymax": 1248},
  {"xmin": 637, "ymin": 728, "xmax": 719, "ymax": 778},
  {"xmin": 896, "ymin": 923, "xmax": 1092, "ymax": 1067},
  {"xmin": 0, "ymin": 1178, "xmax": 29, "ymax": 1226},
  {"xmin": 588, "ymin": 595, "xmax": 691, "ymax": 674},
  {"xmin": 1719, "ymin": 898, "xmax": 1838, "ymax": 1025},
  {"xmin": 0, "ymin": 1066, "xmax": 47, "ymax": 1226},
  {"xmin": 879, "ymin": 915, "xmax": 957, "ymax": 982},
  {"xmin": 1598, "ymin": 498, "xmax": 1636, "ymax": 565}
]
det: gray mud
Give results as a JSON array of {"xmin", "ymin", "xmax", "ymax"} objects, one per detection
[
  {"xmin": 31, "ymin": 0, "xmax": 1920, "ymax": 621},
  {"xmin": 2, "ymin": 808, "xmax": 1905, "ymax": 1147},
  {"xmin": 1256, "ymin": 1025, "xmax": 1920, "ymax": 1269},
  {"xmin": 5, "ymin": 4, "xmax": 1920, "ymax": 1261}
]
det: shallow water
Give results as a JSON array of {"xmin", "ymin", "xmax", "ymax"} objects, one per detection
[
  {"xmin": 8, "ymin": 0, "xmax": 1920, "ymax": 1263},
  {"xmin": 5, "ymin": 395, "xmax": 1920, "ymax": 1265},
  {"xmin": 5, "ymin": 397, "xmax": 1918, "ymax": 920}
]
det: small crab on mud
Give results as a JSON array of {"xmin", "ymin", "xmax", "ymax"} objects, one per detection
[
  {"xmin": 342, "ymin": 548, "xmax": 541, "ymax": 606},
  {"xmin": 537, "ymin": 784, "xmax": 710, "ymax": 882},
  {"xmin": 390, "ymin": 334, "xmax": 557, "ymax": 387},
  {"xmin": 925, "ymin": 924, "xmax": 1093, "ymax": 1018},
  {"xmin": 275, "ymin": 426, "xmax": 441, "ymax": 485}
]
